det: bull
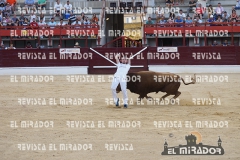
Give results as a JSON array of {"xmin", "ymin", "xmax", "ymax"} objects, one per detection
[{"xmin": 116, "ymin": 71, "xmax": 196, "ymax": 100}]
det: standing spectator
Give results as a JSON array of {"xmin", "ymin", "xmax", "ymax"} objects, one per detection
[
  {"xmin": 48, "ymin": 17, "xmax": 56, "ymax": 29},
  {"xmin": 215, "ymin": 3, "xmax": 224, "ymax": 17},
  {"xmin": 7, "ymin": 0, "xmax": 16, "ymax": 14},
  {"xmin": 177, "ymin": 9, "xmax": 186, "ymax": 20},
  {"xmin": 54, "ymin": 0, "xmax": 63, "ymax": 17},
  {"xmin": 25, "ymin": 0, "xmax": 36, "ymax": 14},
  {"xmin": 64, "ymin": 0, "xmax": 72, "ymax": 14},
  {"xmin": 207, "ymin": 5, "xmax": 213, "ymax": 19},
  {"xmin": 187, "ymin": 0, "xmax": 197, "ymax": 16},
  {"xmin": 37, "ymin": 0, "xmax": 46, "ymax": 10},
  {"xmin": 11, "ymin": 13, "xmax": 18, "ymax": 23}
]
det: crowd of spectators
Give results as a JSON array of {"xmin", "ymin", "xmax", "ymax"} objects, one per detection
[
  {"xmin": 146, "ymin": 1, "xmax": 240, "ymax": 27},
  {"xmin": 0, "ymin": 0, "xmax": 99, "ymax": 29}
]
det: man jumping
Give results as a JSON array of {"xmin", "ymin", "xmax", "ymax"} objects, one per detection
[{"xmin": 111, "ymin": 54, "xmax": 131, "ymax": 108}]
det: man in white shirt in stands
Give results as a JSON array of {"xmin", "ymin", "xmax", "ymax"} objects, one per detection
[
  {"xmin": 54, "ymin": 0, "xmax": 63, "ymax": 17},
  {"xmin": 111, "ymin": 54, "xmax": 131, "ymax": 108},
  {"xmin": 215, "ymin": 2, "xmax": 224, "ymax": 17},
  {"xmin": 64, "ymin": 0, "xmax": 72, "ymax": 14},
  {"xmin": 177, "ymin": 9, "xmax": 186, "ymax": 20}
]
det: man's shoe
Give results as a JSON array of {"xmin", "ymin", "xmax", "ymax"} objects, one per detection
[
  {"xmin": 124, "ymin": 104, "xmax": 128, "ymax": 108},
  {"xmin": 116, "ymin": 98, "xmax": 119, "ymax": 107}
]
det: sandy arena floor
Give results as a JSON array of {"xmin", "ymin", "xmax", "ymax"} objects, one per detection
[{"xmin": 0, "ymin": 73, "xmax": 240, "ymax": 160}]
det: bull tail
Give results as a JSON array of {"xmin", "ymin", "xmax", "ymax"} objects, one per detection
[{"xmin": 181, "ymin": 74, "xmax": 196, "ymax": 85}]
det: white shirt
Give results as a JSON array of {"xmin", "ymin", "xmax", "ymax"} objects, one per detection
[
  {"xmin": 58, "ymin": 22, "xmax": 66, "ymax": 25},
  {"xmin": 177, "ymin": 13, "xmax": 186, "ymax": 19},
  {"xmin": 64, "ymin": 3, "xmax": 72, "ymax": 11},
  {"xmin": 54, "ymin": 3, "xmax": 63, "ymax": 11},
  {"xmin": 29, "ymin": 14, "xmax": 36, "ymax": 22},
  {"xmin": 114, "ymin": 63, "xmax": 130, "ymax": 77},
  {"xmin": 38, "ymin": 21, "xmax": 46, "ymax": 26}
]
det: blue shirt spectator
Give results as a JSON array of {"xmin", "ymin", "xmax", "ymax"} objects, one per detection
[
  {"xmin": 146, "ymin": 17, "xmax": 154, "ymax": 25},
  {"xmin": 175, "ymin": 16, "xmax": 183, "ymax": 27},
  {"xmin": 48, "ymin": 18, "xmax": 56, "ymax": 29}
]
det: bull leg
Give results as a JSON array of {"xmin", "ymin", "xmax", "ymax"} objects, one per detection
[
  {"xmin": 172, "ymin": 91, "xmax": 181, "ymax": 99},
  {"xmin": 160, "ymin": 93, "xmax": 171, "ymax": 101},
  {"xmin": 137, "ymin": 95, "xmax": 144, "ymax": 102}
]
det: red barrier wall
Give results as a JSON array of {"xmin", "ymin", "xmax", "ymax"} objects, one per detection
[{"xmin": 0, "ymin": 47, "xmax": 240, "ymax": 74}]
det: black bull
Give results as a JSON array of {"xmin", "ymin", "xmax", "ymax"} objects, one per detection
[{"xmin": 116, "ymin": 71, "xmax": 196, "ymax": 100}]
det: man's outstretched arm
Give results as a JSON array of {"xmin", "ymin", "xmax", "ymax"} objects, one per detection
[{"xmin": 115, "ymin": 54, "xmax": 120, "ymax": 64}]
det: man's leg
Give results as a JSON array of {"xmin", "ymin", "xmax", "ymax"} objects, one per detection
[
  {"xmin": 111, "ymin": 77, "xmax": 120, "ymax": 105},
  {"xmin": 119, "ymin": 77, "xmax": 128, "ymax": 107}
]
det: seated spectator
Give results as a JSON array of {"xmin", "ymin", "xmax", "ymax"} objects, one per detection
[
  {"xmin": 25, "ymin": 0, "xmax": 36, "ymax": 14},
  {"xmin": 14, "ymin": 19, "xmax": 19, "ymax": 26},
  {"xmin": 166, "ymin": 0, "xmax": 173, "ymax": 8},
  {"xmin": 215, "ymin": 15, "xmax": 223, "ymax": 26},
  {"xmin": 54, "ymin": 0, "xmax": 63, "ymax": 17},
  {"xmin": 80, "ymin": 12, "xmax": 86, "ymax": 21},
  {"xmin": 230, "ymin": 10, "xmax": 238, "ymax": 21},
  {"xmin": 11, "ymin": 13, "xmax": 18, "ymax": 23},
  {"xmin": 175, "ymin": 15, "xmax": 183, "ymax": 27},
  {"xmin": 222, "ymin": 40, "xmax": 229, "ymax": 46},
  {"xmin": 38, "ymin": 12, "xmax": 45, "ymax": 22},
  {"xmin": 64, "ymin": 0, "xmax": 72, "ymax": 14},
  {"xmin": 48, "ymin": 17, "xmax": 56, "ymax": 29},
  {"xmin": 185, "ymin": 16, "xmax": 193, "ymax": 26},
  {"xmin": 194, "ymin": 16, "xmax": 202, "ymax": 26},
  {"xmin": 158, "ymin": 17, "xmax": 166, "ymax": 27},
  {"xmin": 0, "ymin": 43, "xmax": 5, "ymax": 49},
  {"xmin": 7, "ymin": 0, "xmax": 16, "ymax": 14},
  {"xmin": 6, "ymin": 43, "xmax": 16, "ymax": 49},
  {"xmin": 177, "ymin": 9, "xmax": 186, "ymax": 20},
  {"xmin": 68, "ymin": 12, "xmax": 76, "ymax": 25},
  {"xmin": 83, "ymin": 16, "xmax": 90, "ymax": 28},
  {"xmin": 58, "ymin": 18, "xmax": 66, "ymax": 26},
  {"xmin": 29, "ymin": 11, "xmax": 37, "ymax": 22},
  {"xmin": 235, "ymin": 0, "xmax": 240, "ymax": 10},
  {"xmin": 74, "ymin": 42, "xmax": 80, "ymax": 48},
  {"xmin": 169, "ymin": 12, "xmax": 175, "ymax": 20},
  {"xmin": 25, "ymin": 41, "xmax": 32, "ymax": 48},
  {"xmin": 91, "ymin": 13, "xmax": 98, "ymax": 24},
  {"xmin": 187, "ymin": 0, "xmax": 197, "ymax": 16},
  {"xmin": 0, "ymin": 10, "xmax": 2, "ymax": 21},
  {"xmin": 37, "ymin": 0, "xmax": 46, "ymax": 10},
  {"xmin": 207, "ymin": 15, "xmax": 215, "ymax": 26},
  {"xmin": 146, "ymin": 17, "xmax": 154, "ymax": 25},
  {"xmin": 212, "ymin": 40, "xmax": 218, "ymax": 46},
  {"xmin": 19, "ymin": 13, "xmax": 25, "ymax": 25},
  {"xmin": 215, "ymin": 3, "xmax": 224, "ymax": 17},
  {"xmin": 222, "ymin": 11, "xmax": 230, "ymax": 22},
  {"xmin": 2, "ymin": 17, "xmax": 8, "ymax": 26},
  {"xmin": 195, "ymin": 3, "xmax": 205, "ymax": 19},
  {"xmin": 0, "ymin": 3, "xmax": 5, "ymax": 14},
  {"xmin": 38, "ymin": 18, "xmax": 46, "ymax": 27},
  {"xmin": 5, "ymin": 3, "xmax": 12, "ymax": 16},
  {"xmin": 7, "ymin": 19, "xmax": 14, "ymax": 27},
  {"xmin": 0, "ymin": 0, "xmax": 6, "ymax": 7},
  {"xmin": 207, "ymin": 5, "xmax": 213, "ymax": 19},
  {"xmin": 30, "ymin": 18, "xmax": 38, "ymax": 28},
  {"xmin": 167, "ymin": 18, "xmax": 174, "ymax": 26}
]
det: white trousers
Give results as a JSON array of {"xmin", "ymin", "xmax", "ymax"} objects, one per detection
[{"xmin": 111, "ymin": 76, "xmax": 128, "ymax": 105}]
